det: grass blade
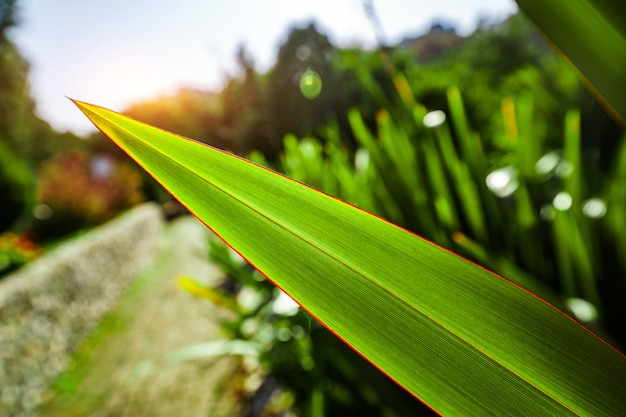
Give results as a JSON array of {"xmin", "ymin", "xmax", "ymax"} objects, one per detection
[{"xmin": 515, "ymin": 0, "xmax": 626, "ymax": 124}]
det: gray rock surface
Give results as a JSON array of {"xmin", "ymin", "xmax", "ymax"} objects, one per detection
[
  {"xmin": 0, "ymin": 203, "xmax": 164, "ymax": 417},
  {"xmin": 38, "ymin": 215, "xmax": 238, "ymax": 417}
]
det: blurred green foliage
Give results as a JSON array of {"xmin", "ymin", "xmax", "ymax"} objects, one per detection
[
  {"xmin": 173, "ymin": 12, "xmax": 625, "ymax": 416},
  {"xmin": 270, "ymin": 90, "xmax": 626, "ymax": 338},
  {"xmin": 206, "ymin": 85, "xmax": 624, "ymax": 414},
  {"xmin": 0, "ymin": 138, "xmax": 34, "ymax": 231},
  {"xmin": 124, "ymin": 15, "xmax": 620, "ymax": 167},
  {"xmin": 193, "ymin": 240, "xmax": 432, "ymax": 416},
  {"xmin": 0, "ymin": 0, "xmax": 92, "ymax": 242},
  {"xmin": 0, "ymin": 0, "xmax": 149, "ymax": 261},
  {"xmin": 0, "ymin": 3, "xmax": 83, "ymax": 169}
]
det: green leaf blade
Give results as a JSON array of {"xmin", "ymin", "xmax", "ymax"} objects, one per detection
[
  {"xmin": 74, "ymin": 100, "xmax": 626, "ymax": 416},
  {"xmin": 515, "ymin": 0, "xmax": 626, "ymax": 124}
]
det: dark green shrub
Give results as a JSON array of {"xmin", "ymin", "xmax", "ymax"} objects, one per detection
[{"xmin": 0, "ymin": 138, "xmax": 34, "ymax": 231}]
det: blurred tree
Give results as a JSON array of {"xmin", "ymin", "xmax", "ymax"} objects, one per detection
[
  {"xmin": 216, "ymin": 45, "xmax": 273, "ymax": 154},
  {"xmin": 100, "ymin": 89, "xmax": 222, "ymax": 204},
  {"xmin": 398, "ymin": 12, "xmax": 621, "ymax": 161},
  {"xmin": 0, "ymin": 0, "xmax": 41, "ymax": 231},
  {"xmin": 118, "ymin": 12, "xmax": 620, "ymax": 168},
  {"xmin": 122, "ymin": 24, "xmax": 351, "ymax": 159},
  {"xmin": 0, "ymin": 24, "xmax": 38, "ymax": 165},
  {"xmin": 0, "ymin": 0, "xmax": 87, "ymax": 234},
  {"xmin": 265, "ymin": 23, "xmax": 338, "ymax": 142},
  {"xmin": 0, "ymin": 0, "xmax": 82, "ymax": 168},
  {"xmin": 400, "ymin": 22, "xmax": 463, "ymax": 62},
  {"xmin": 462, "ymin": 14, "xmax": 548, "ymax": 85},
  {"xmin": 124, "ymin": 88, "xmax": 220, "ymax": 147},
  {"xmin": 0, "ymin": 0, "xmax": 16, "ymax": 34}
]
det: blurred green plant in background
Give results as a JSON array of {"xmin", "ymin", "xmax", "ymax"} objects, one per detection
[
  {"xmin": 200, "ymin": 80, "xmax": 624, "ymax": 414},
  {"xmin": 172, "ymin": 10, "xmax": 625, "ymax": 416},
  {"xmin": 0, "ymin": 0, "xmax": 106, "ymax": 268},
  {"xmin": 270, "ymin": 87, "xmax": 626, "ymax": 324},
  {"xmin": 0, "ymin": 138, "xmax": 35, "ymax": 232}
]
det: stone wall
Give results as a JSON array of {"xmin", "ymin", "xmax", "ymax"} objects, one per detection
[{"xmin": 0, "ymin": 202, "xmax": 164, "ymax": 417}]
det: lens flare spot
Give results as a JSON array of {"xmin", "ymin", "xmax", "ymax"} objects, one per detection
[
  {"xmin": 300, "ymin": 139, "xmax": 316, "ymax": 158},
  {"xmin": 237, "ymin": 287, "xmax": 264, "ymax": 313},
  {"xmin": 355, "ymin": 148, "xmax": 370, "ymax": 174},
  {"xmin": 565, "ymin": 298, "xmax": 598, "ymax": 322},
  {"xmin": 556, "ymin": 160, "xmax": 573, "ymax": 178},
  {"xmin": 300, "ymin": 69, "xmax": 322, "ymax": 99},
  {"xmin": 535, "ymin": 151, "xmax": 561, "ymax": 176},
  {"xmin": 423, "ymin": 110, "xmax": 446, "ymax": 128},
  {"xmin": 486, "ymin": 166, "xmax": 518, "ymax": 197},
  {"xmin": 272, "ymin": 290, "xmax": 300, "ymax": 316},
  {"xmin": 33, "ymin": 203, "xmax": 52, "ymax": 220},
  {"xmin": 582, "ymin": 198, "xmax": 607, "ymax": 218},
  {"xmin": 553, "ymin": 191, "xmax": 572, "ymax": 211},
  {"xmin": 276, "ymin": 327, "xmax": 292, "ymax": 342}
]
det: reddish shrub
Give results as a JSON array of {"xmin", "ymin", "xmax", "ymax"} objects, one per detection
[{"xmin": 36, "ymin": 150, "xmax": 144, "ymax": 237}]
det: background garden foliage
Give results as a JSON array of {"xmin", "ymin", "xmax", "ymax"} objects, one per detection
[{"xmin": 1, "ymin": 0, "xmax": 624, "ymax": 415}]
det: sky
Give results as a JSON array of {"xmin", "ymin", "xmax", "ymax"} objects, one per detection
[{"xmin": 9, "ymin": 0, "xmax": 517, "ymax": 136}]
